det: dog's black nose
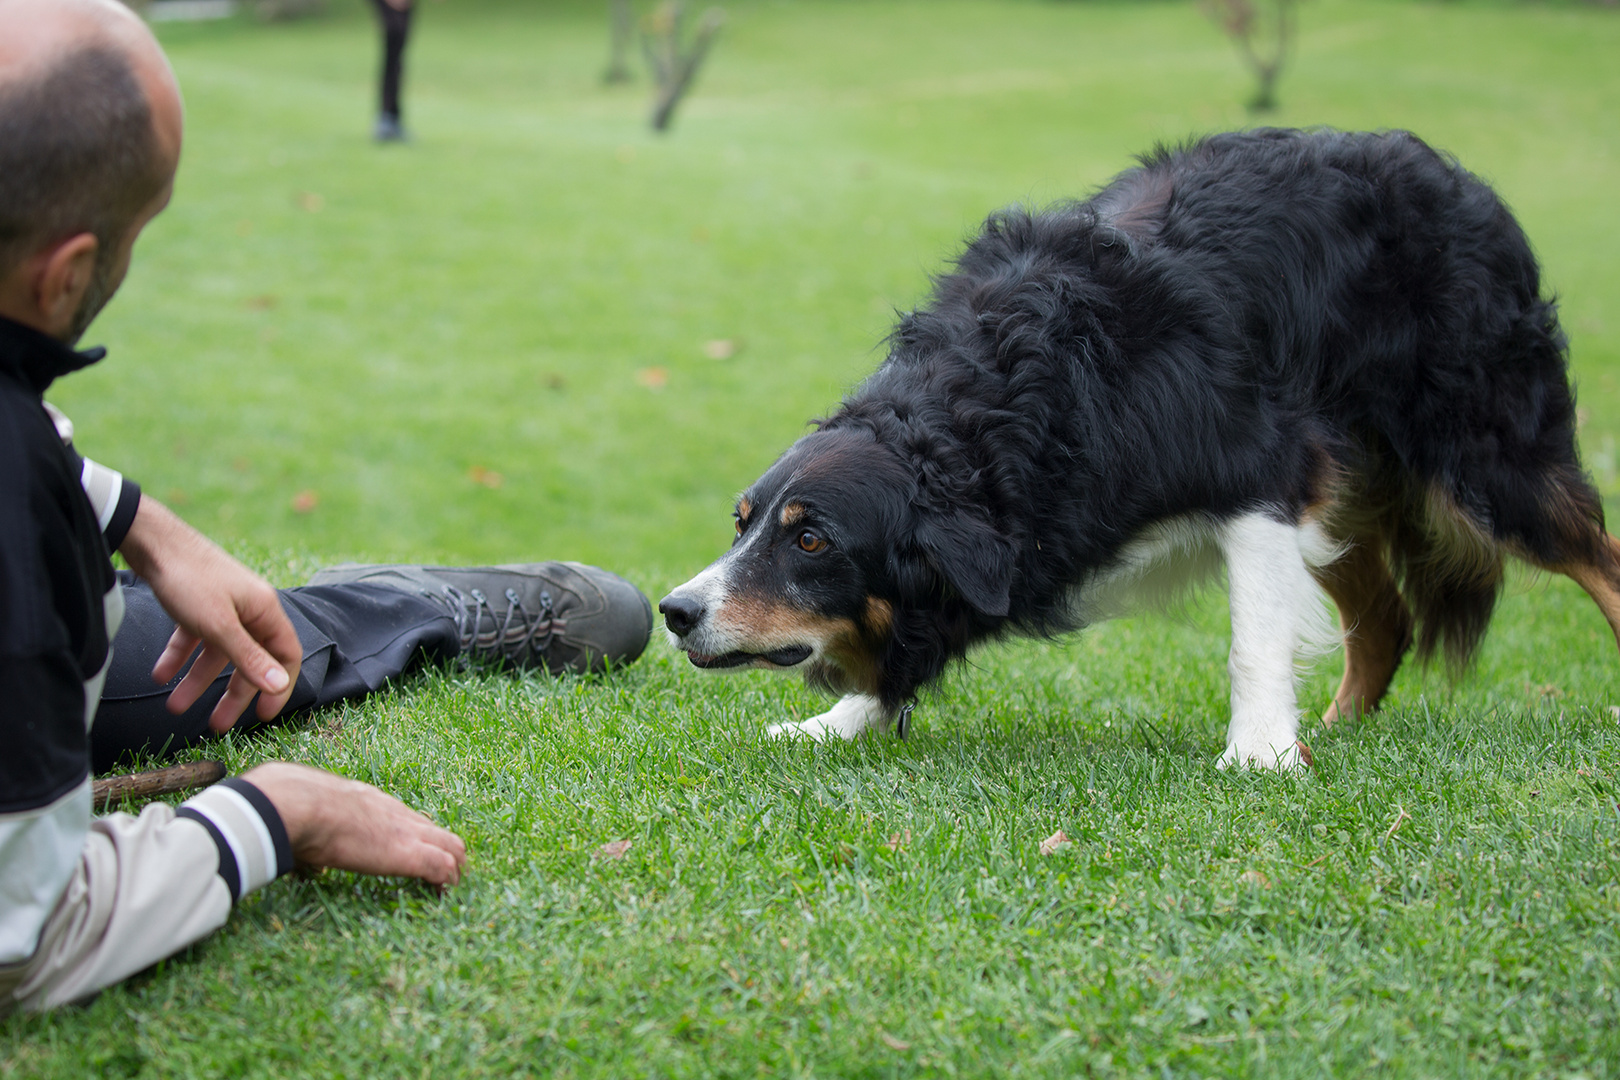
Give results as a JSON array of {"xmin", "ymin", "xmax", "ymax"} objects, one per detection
[{"xmin": 658, "ymin": 594, "xmax": 704, "ymax": 637}]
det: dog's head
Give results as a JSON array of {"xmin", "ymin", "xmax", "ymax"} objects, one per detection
[{"xmin": 658, "ymin": 425, "xmax": 1016, "ymax": 707}]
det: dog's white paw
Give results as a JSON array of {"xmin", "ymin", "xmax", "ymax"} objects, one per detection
[
  {"xmin": 1217, "ymin": 740, "xmax": 1307, "ymax": 772},
  {"xmin": 766, "ymin": 694, "xmax": 887, "ymax": 743},
  {"xmin": 766, "ymin": 719, "xmax": 827, "ymax": 742}
]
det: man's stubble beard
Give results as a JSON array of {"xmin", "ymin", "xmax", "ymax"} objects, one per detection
[{"xmin": 65, "ymin": 245, "xmax": 117, "ymax": 345}]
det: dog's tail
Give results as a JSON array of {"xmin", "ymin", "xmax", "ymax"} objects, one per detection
[
  {"xmin": 1385, "ymin": 466, "xmax": 1611, "ymax": 670},
  {"xmin": 1384, "ymin": 485, "xmax": 1506, "ymax": 670}
]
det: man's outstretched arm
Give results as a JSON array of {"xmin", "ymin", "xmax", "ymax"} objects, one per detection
[
  {"xmin": 118, "ymin": 494, "xmax": 302, "ymax": 730},
  {"xmin": 1, "ymin": 764, "xmax": 467, "ymax": 1014}
]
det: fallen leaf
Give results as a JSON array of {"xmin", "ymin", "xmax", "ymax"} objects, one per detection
[
  {"xmin": 885, "ymin": 829, "xmax": 911, "ymax": 851},
  {"xmin": 244, "ymin": 294, "xmax": 277, "ymax": 311},
  {"xmin": 165, "ymin": 488, "xmax": 189, "ymax": 506},
  {"xmin": 1239, "ymin": 870, "xmax": 1271, "ymax": 889},
  {"xmin": 291, "ymin": 490, "xmax": 319, "ymax": 514},
  {"xmin": 1527, "ymin": 682, "xmax": 1563, "ymax": 704},
  {"xmin": 594, "ymin": 838, "xmax": 632, "ymax": 861},
  {"xmin": 1382, "ymin": 806, "xmax": 1410, "ymax": 843},
  {"xmin": 231, "ymin": 457, "xmax": 251, "ymax": 472},
  {"xmin": 544, "ymin": 372, "xmax": 566, "ymax": 391},
  {"xmin": 702, "ymin": 338, "xmax": 738, "ymax": 360},
  {"xmin": 636, "ymin": 366, "xmax": 668, "ymax": 389},
  {"xmin": 297, "ymin": 191, "xmax": 324, "ymax": 212},
  {"xmin": 615, "ymin": 145, "xmax": 637, "ymax": 164},
  {"xmin": 878, "ymin": 1030, "xmax": 911, "ymax": 1051},
  {"xmin": 467, "ymin": 465, "xmax": 504, "ymax": 489},
  {"xmin": 691, "ymin": 226, "xmax": 710, "ymax": 243},
  {"xmin": 1039, "ymin": 830, "xmax": 1071, "ymax": 856}
]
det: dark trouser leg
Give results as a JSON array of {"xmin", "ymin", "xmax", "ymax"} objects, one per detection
[
  {"xmin": 91, "ymin": 573, "xmax": 458, "ymax": 772},
  {"xmin": 369, "ymin": 0, "xmax": 414, "ymax": 121}
]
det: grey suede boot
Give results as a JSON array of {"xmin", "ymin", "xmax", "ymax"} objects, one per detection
[{"xmin": 306, "ymin": 562, "xmax": 652, "ymax": 675}]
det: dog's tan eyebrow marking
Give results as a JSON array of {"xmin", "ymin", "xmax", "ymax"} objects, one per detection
[
  {"xmin": 780, "ymin": 502, "xmax": 806, "ymax": 528},
  {"xmin": 736, "ymin": 496, "xmax": 752, "ymax": 522}
]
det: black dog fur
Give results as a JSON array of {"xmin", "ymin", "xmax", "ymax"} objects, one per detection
[{"xmin": 660, "ymin": 128, "xmax": 1620, "ymax": 745}]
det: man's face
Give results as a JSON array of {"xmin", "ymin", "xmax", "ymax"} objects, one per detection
[{"xmin": 66, "ymin": 175, "xmax": 172, "ymax": 343}]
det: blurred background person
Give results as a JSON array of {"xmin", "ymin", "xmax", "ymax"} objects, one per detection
[{"xmin": 369, "ymin": 0, "xmax": 413, "ymax": 141}]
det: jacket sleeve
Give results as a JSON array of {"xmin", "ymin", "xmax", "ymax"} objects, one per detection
[
  {"xmin": 0, "ymin": 777, "xmax": 292, "ymax": 1014},
  {"xmin": 41, "ymin": 402, "xmax": 141, "ymax": 551}
]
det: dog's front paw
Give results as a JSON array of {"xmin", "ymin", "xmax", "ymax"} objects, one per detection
[
  {"xmin": 1217, "ymin": 739, "xmax": 1308, "ymax": 771},
  {"xmin": 766, "ymin": 719, "xmax": 827, "ymax": 742}
]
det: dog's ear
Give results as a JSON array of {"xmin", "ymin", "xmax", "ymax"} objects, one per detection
[{"xmin": 914, "ymin": 510, "xmax": 1014, "ymax": 617}]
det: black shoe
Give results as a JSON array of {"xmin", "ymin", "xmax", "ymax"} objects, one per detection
[
  {"xmin": 373, "ymin": 114, "xmax": 408, "ymax": 142},
  {"xmin": 306, "ymin": 562, "xmax": 652, "ymax": 675}
]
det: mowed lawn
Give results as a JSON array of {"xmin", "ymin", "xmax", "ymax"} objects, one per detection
[{"xmin": 7, "ymin": 0, "xmax": 1620, "ymax": 1075}]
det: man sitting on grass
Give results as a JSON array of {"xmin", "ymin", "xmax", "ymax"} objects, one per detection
[{"xmin": 0, "ymin": 0, "xmax": 653, "ymax": 1013}]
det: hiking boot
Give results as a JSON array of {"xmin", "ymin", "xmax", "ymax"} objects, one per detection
[{"xmin": 306, "ymin": 562, "xmax": 652, "ymax": 675}]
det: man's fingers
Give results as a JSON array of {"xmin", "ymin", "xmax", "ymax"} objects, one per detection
[
  {"xmin": 412, "ymin": 842, "xmax": 463, "ymax": 887},
  {"xmin": 207, "ymin": 670, "xmax": 261, "ymax": 733},
  {"xmin": 241, "ymin": 599, "xmax": 302, "ymax": 708},
  {"xmin": 168, "ymin": 619, "xmax": 293, "ymax": 723},
  {"xmin": 213, "ymin": 619, "xmax": 292, "ymax": 699},
  {"xmin": 152, "ymin": 627, "xmax": 202, "ymax": 685},
  {"xmin": 166, "ymin": 644, "xmax": 229, "ymax": 715},
  {"xmin": 407, "ymin": 819, "xmax": 468, "ymax": 886}
]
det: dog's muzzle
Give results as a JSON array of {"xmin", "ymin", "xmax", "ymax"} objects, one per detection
[{"xmin": 657, "ymin": 592, "xmax": 814, "ymax": 670}]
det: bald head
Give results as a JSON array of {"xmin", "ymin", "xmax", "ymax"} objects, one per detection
[{"xmin": 0, "ymin": 0, "xmax": 182, "ymax": 303}]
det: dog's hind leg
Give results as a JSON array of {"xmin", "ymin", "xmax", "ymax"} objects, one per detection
[
  {"xmin": 1550, "ymin": 532, "xmax": 1620, "ymax": 651},
  {"xmin": 1496, "ymin": 469, "xmax": 1620, "ymax": 654},
  {"xmin": 1311, "ymin": 538, "xmax": 1413, "ymax": 728},
  {"xmin": 1216, "ymin": 512, "xmax": 1335, "ymax": 771}
]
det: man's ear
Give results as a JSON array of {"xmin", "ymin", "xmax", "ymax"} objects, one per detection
[
  {"xmin": 35, "ymin": 233, "xmax": 100, "ymax": 333},
  {"xmin": 0, "ymin": 233, "xmax": 101, "ymax": 339},
  {"xmin": 914, "ymin": 509, "xmax": 1014, "ymax": 617}
]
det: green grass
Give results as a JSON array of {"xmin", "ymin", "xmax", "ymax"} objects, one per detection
[{"xmin": 6, "ymin": 0, "xmax": 1620, "ymax": 1075}]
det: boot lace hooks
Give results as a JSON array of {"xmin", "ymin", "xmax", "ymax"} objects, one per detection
[{"xmin": 439, "ymin": 585, "xmax": 560, "ymax": 666}]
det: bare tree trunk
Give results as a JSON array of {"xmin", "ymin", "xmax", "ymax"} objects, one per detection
[
  {"xmin": 1201, "ymin": 0, "xmax": 1298, "ymax": 112},
  {"xmin": 604, "ymin": 0, "xmax": 634, "ymax": 84},
  {"xmin": 640, "ymin": 2, "xmax": 724, "ymax": 132}
]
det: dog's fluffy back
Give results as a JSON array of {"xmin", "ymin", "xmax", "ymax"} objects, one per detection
[{"xmin": 824, "ymin": 128, "xmax": 1594, "ymax": 686}]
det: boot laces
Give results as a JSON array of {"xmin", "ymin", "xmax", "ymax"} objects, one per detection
[{"xmin": 437, "ymin": 585, "xmax": 560, "ymax": 665}]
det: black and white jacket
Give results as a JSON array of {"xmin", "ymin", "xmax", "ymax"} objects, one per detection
[{"xmin": 0, "ymin": 316, "xmax": 288, "ymax": 1008}]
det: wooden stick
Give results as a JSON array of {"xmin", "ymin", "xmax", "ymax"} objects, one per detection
[{"xmin": 93, "ymin": 760, "xmax": 227, "ymax": 809}]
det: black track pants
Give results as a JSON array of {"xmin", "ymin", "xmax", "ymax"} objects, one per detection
[
  {"xmin": 91, "ymin": 574, "xmax": 457, "ymax": 772},
  {"xmin": 369, "ymin": 0, "xmax": 415, "ymax": 121}
]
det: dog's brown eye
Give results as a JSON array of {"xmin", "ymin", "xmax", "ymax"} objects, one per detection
[
  {"xmin": 798, "ymin": 530, "xmax": 828, "ymax": 554},
  {"xmin": 735, "ymin": 517, "xmax": 744, "ymax": 537}
]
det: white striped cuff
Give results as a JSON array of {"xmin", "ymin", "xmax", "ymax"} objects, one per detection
[{"xmin": 177, "ymin": 779, "xmax": 292, "ymax": 902}]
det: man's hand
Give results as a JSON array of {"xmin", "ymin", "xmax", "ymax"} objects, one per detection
[
  {"xmin": 118, "ymin": 494, "xmax": 301, "ymax": 731},
  {"xmin": 242, "ymin": 763, "xmax": 467, "ymax": 887}
]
